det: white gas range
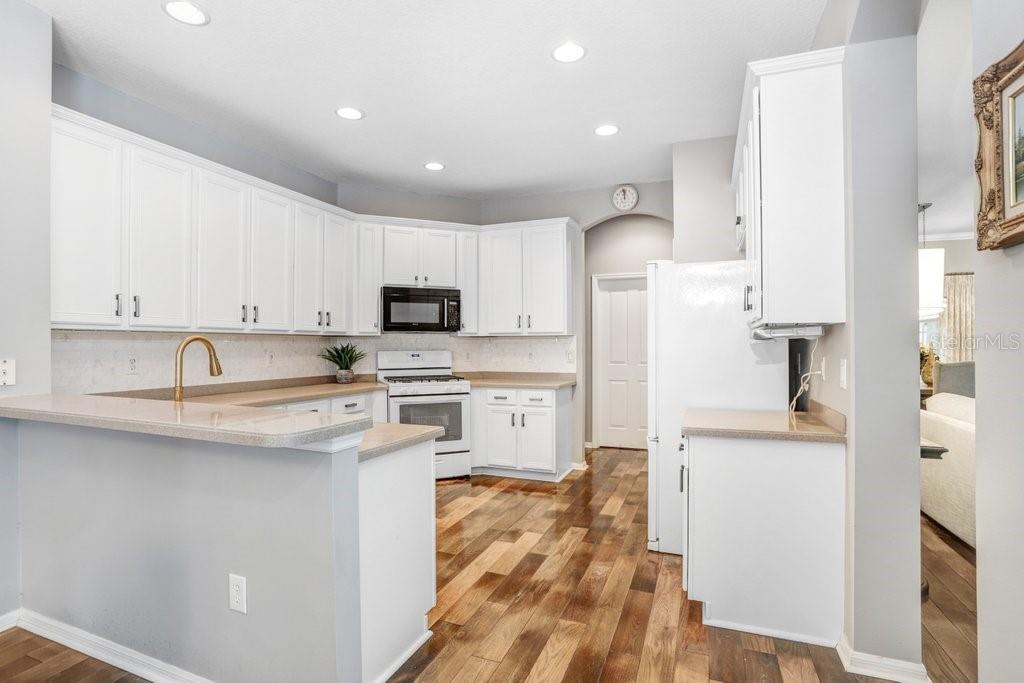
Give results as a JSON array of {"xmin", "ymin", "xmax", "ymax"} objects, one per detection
[{"xmin": 377, "ymin": 350, "xmax": 470, "ymax": 479}]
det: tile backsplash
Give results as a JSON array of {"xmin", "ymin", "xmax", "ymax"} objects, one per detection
[{"xmin": 51, "ymin": 330, "xmax": 577, "ymax": 394}]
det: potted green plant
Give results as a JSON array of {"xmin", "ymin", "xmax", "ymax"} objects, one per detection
[{"xmin": 319, "ymin": 343, "xmax": 366, "ymax": 384}]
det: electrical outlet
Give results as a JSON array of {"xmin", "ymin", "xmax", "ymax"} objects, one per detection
[
  {"xmin": 229, "ymin": 574, "xmax": 247, "ymax": 614},
  {"xmin": 126, "ymin": 356, "xmax": 138, "ymax": 376},
  {"xmin": 839, "ymin": 359, "xmax": 848, "ymax": 390},
  {"xmin": 0, "ymin": 359, "xmax": 15, "ymax": 386}
]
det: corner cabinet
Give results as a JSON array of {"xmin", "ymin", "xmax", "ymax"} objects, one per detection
[
  {"xmin": 478, "ymin": 219, "xmax": 578, "ymax": 336},
  {"xmin": 734, "ymin": 48, "xmax": 846, "ymax": 335},
  {"xmin": 470, "ymin": 387, "xmax": 574, "ymax": 481}
]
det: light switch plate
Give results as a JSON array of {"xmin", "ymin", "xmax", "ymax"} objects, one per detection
[{"xmin": 0, "ymin": 359, "xmax": 15, "ymax": 386}]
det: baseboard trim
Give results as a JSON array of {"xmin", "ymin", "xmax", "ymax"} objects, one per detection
[
  {"xmin": 371, "ymin": 629, "xmax": 432, "ymax": 683},
  {"xmin": 570, "ymin": 461, "xmax": 589, "ymax": 471},
  {"xmin": 702, "ymin": 615, "xmax": 838, "ymax": 648},
  {"xmin": 0, "ymin": 609, "xmax": 18, "ymax": 633},
  {"xmin": 17, "ymin": 609, "xmax": 212, "ymax": 683},
  {"xmin": 837, "ymin": 633, "xmax": 931, "ymax": 682},
  {"xmin": 471, "ymin": 466, "xmax": 572, "ymax": 482}
]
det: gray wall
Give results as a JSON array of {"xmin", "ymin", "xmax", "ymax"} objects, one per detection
[
  {"xmin": 480, "ymin": 181, "xmax": 672, "ymax": 229},
  {"xmin": 972, "ymin": 0, "xmax": 1024, "ymax": 678},
  {"xmin": 671, "ymin": 136, "xmax": 738, "ymax": 262},
  {"xmin": 0, "ymin": 0, "xmax": 52, "ymax": 616},
  {"xmin": 337, "ymin": 180, "xmax": 482, "ymax": 225},
  {"xmin": 583, "ymin": 215, "xmax": 674, "ymax": 442},
  {"xmin": 927, "ymin": 238, "xmax": 977, "ymax": 273},
  {"xmin": 843, "ymin": 34, "xmax": 922, "ymax": 663}
]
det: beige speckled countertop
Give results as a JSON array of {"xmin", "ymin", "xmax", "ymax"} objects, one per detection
[
  {"xmin": 184, "ymin": 381, "xmax": 386, "ymax": 407},
  {"xmin": 0, "ymin": 394, "xmax": 373, "ymax": 449},
  {"xmin": 358, "ymin": 423, "xmax": 445, "ymax": 461},
  {"xmin": 681, "ymin": 408, "xmax": 847, "ymax": 444},
  {"xmin": 459, "ymin": 372, "xmax": 577, "ymax": 389}
]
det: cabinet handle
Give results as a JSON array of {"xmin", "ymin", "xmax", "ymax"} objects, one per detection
[
  {"xmin": 424, "ymin": 275, "xmax": 429, "ymax": 283},
  {"xmin": 415, "ymin": 275, "xmax": 419, "ymax": 282},
  {"xmin": 253, "ymin": 305, "xmax": 259, "ymax": 324},
  {"xmin": 511, "ymin": 412, "xmax": 515, "ymax": 427},
  {"xmin": 680, "ymin": 465, "xmax": 686, "ymax": 493},
  {"xmin": 743, "ymin": 285, "xmax": 753, "ymax": 312},
  {"xmin": 318, "ymin": 310, "xmax": 323, "ymax": 326},
  {"xmin": 326, "ymin": 311, "xmax": 331, "ymax": 327},
  {"xmin": 132, "ymin": 295, "xmax": 140, "ymax": 318},
  {"xmin": 494, "ymin": 395, "xmax": 508, "ymax": 400},
  {"xmin": 344, "ymin": 402, "xmax": 357, "ymax": 408},
  {"xmin": 529, "ymin": 397, "xmax": 543, "ymax": 402},
  {"xmin": 242, "ymin": 304, "xmax": 248, "ymax": 323},
  {"xmin": 115, "ymin": 294, "xmax": 122, "ymax": 317},
  {"xmin": 521, "ymin": 413, "xmax": 526, "ymax": 427},
  {"xmin": 373, "ymin": 321, "xmax": 378, "ymax": 329},
  {"xmin": 517, "ymin": 314, "xmax": 522, "ymax": 329}
]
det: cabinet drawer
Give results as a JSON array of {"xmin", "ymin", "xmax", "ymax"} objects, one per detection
[
  {"xmin": 486, "ymin": 389, "xmax": 518, "ymax": 405},
  {"xmin": 284, "ymin": 399, "xmax": 331, "ymax": 413},
  {"xmin": 331, "ymin": 395, "xmax": 367, "ymax": 414},
  {"xmin": 519, "ymin": 390, "xmax": 554, "ymax": 407}
]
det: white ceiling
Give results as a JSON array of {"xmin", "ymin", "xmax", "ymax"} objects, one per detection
[{"xmin": 31, "ymin": 0, "xmax": 826, "ymax": 199}]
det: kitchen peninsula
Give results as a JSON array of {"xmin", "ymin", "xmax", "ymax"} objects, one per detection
[{"xmin": 0, "ymin": 394, "xmax": 441, "ymax": 683}]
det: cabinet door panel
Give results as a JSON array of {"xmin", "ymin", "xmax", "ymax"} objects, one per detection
[
  {"xmin": 457, "ymin": 232, "xmax": 479, "ymax": 334},
  {"xmin": 383, "ymin": 225, "xmax": 420, "ymax": 286},
  {"xmin": 51, "ymin": 121, "xmax": 124, "ymax": 327},
  {"xmin": 746, "ymin": 88, "xmax": 764, "ymax": 323},
  {"xmin": 522, "ymin": 225, "xmax": 567, "ymax": 335},
  {"xmin": 196, "ymin": 170, "xmax": 249, "ymax": 330},
  {"xmin": 251, "ymin": 190, "xmax": 294, "ymax": 331},
  {"xmin": 127, "ymin": 147, "xmax": 192, "ymax": 329},
  {"xmin": 480, "ymin": 230, "xmax": 523, "ymax": 334},
  {"xmin": 354, "ymin": 223, "xmax": 383, "ymax": 334},
  {"xmin": 323, "ymin": 215, "xmax": 352, "ymax": 334},
  {"xmin": 420, "ymin": 229, "xmax": 457, "ymax": 287},
  {"xmin": 293, "ymin": 203, "xmax": 325, "ymax": 332},
  {"xmin": 518, "ymin": 406, "xmax": 555, "ymax": 472},
  {"xmin": 485, "ymin": 405, "xmax": 518, "ymax": 468}
]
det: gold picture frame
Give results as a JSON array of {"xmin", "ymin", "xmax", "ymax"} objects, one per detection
[{"xmin": 974, "ymin": 39, "xmax": 1024, "ymax": 250}]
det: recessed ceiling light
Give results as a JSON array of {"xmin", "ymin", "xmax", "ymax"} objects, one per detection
[
  {"xmin": 552, "ymin": 41, "xmax": 586, "ymax": 63},
  {"xmin": 424, "ymin": 162, "xmax": 445, "ymax": 171},
  {"xmin": 162, "ymin": 1, "xmax": 209, "ymax": 26},
  {"xmin": 335, "ymin": 107, "xmax": 364, "ymax": 120},
  {"xmin": 594, "ymin": 124, "xmax": 619, "ymax": 136}
]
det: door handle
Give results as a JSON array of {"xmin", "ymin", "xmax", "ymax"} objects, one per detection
[
  {"xmin": 242, "ymin": 304, "xmax": 248, "ymax": 323},
  {"xmin": 132, "ymin": 295, "xmax": 140, "ymax": 318},
  {"xmin": 680, "ymin": 465, "xmax": 686, "ymax": 493},
  {"xmin": 253, "ymin": 305, "xmax": 259, "ymax": 324},
  {"xmin": 115, "ymin": 293, "xmax": 122, "ymax": 317}
]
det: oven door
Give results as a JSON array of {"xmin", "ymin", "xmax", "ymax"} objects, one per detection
[
  {"xmin": 381, "ymin": 287, "xmax": 460, "ymax": 333},
  {"xmin": 388, "ymin": 393, "xmax": 470, "ymax": 455}
]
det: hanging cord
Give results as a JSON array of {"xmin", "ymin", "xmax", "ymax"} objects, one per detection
[{"xmin": 789, "ymin": 337, "xmax": 821, "ymax": 418}]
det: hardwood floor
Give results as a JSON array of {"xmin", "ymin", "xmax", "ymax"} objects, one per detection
[
  {"xmin": 392, "ymin": 447, "xmax": 884, "ymax": 682},
  {"xmin": 0, "ymin": 450, "xmax": 977, "ymax": 682},
  {"xmin": 921, "ymin": 514, "xmax": 978, "ymax": 683},
  {"xmin": 0, "ymin": 627, "xmax": 143, "ymax": 682}
]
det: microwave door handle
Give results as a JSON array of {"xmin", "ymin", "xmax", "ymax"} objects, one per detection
[{"xmin": 443, "ymin": 298, "xmax": 448, "ymax": 329}]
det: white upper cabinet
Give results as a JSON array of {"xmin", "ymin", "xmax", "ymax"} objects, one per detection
[
  {"xmin": 293, "ymin": 203, "xmax": 326, "ymax": 333},
  {"xmin": 195, "ymin": 170, "xmax": 250, "ymax": 331},
  {"xmin": 127, "ymin": 147, "xmax": 193, "ymax": 329},
  {"xmin": 383, "ymin": 225, "xmax": 457, "ymax": 288},
  {"xmin": 522, "ymin": 225, "xmax": 568, "ymax": 334},
  {"xmin": 383, "ymin": 225, "xmax": 420, "ymax": 286},
  {"xmin": 419, "ymin": 229, "xmax": 457, "ymax": 288},
  {"xmin": 479, "ymin": 220, "xmax": 576, "ymax": 336},
  {"xmin": 250, "ymin": 189, "xmax": 293, "ymax": 331},
  {"xmin": 456, "ymin": 232, "xmax": 479, "ymax": 335},
  {"xmin": 323, "ymin": 215, "xmax": 352, "ymax": 334},
  {"xmin": 734, "ymin": 48, "xmax": 846, "ymax": 333},
  {"xmin": 480, "ymin": 229, "xmax": 524, "ymax": 334},
  {"xmin": 50, "ymin": 119, "xmax": 124, "ymax": 327},
  {"xmin": 353, "ymin": 223, "xmax": 383, "ymax": 335}
]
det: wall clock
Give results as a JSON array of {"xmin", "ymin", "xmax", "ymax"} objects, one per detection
[{"xmin": 612, "ymin": 184, "xmax": 639, "ymax": 212}]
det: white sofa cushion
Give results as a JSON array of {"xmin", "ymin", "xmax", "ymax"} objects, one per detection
[
  {"xmin": 925, "ymin": 392, "xmax": 975, "ymax": 425},
  {"xmin": 920, "ymin": 408, "xmax": 976, "ymax": 548}
]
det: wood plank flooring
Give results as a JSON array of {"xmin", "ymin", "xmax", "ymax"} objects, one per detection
[
  {"xmin": 0, "ymin": 450, "xmax": 977, "ymax": 682},
  {"xmin": 392, "ymin": 447, "xmax": 887, "ymax": 682}
]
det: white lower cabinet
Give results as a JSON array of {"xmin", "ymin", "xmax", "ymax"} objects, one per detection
[
  {"xmin": 471, "ymin": 387, "xmax": 572, "ymax": 480},
  {"xmin": 274, "ymin": 390, "xmax": 386, "ymax": 423}
]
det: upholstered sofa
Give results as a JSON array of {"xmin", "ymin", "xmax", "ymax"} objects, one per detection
[{"xmin": 920, "ymin": 392, "xmax": 976, "ymax": 547}]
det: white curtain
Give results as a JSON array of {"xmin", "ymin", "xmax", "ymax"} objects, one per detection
[{"xmin": 940, "ymin": 273, "xmax": 975, "ymax": 362}]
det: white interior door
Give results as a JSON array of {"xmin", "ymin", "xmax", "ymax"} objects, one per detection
[{"xmin": 593, "ymin": 274, "xmax": 648, "ymax": 449}]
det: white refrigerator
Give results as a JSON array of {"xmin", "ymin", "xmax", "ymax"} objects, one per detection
[{"xmin": 646, "ymin": 260, "xmax": 789, "ymax": 560}]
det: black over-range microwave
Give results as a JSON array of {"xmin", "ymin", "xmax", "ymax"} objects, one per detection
[{"xmin": 381, "ymin": 286, "xmax": 461, "ymax": 333}]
